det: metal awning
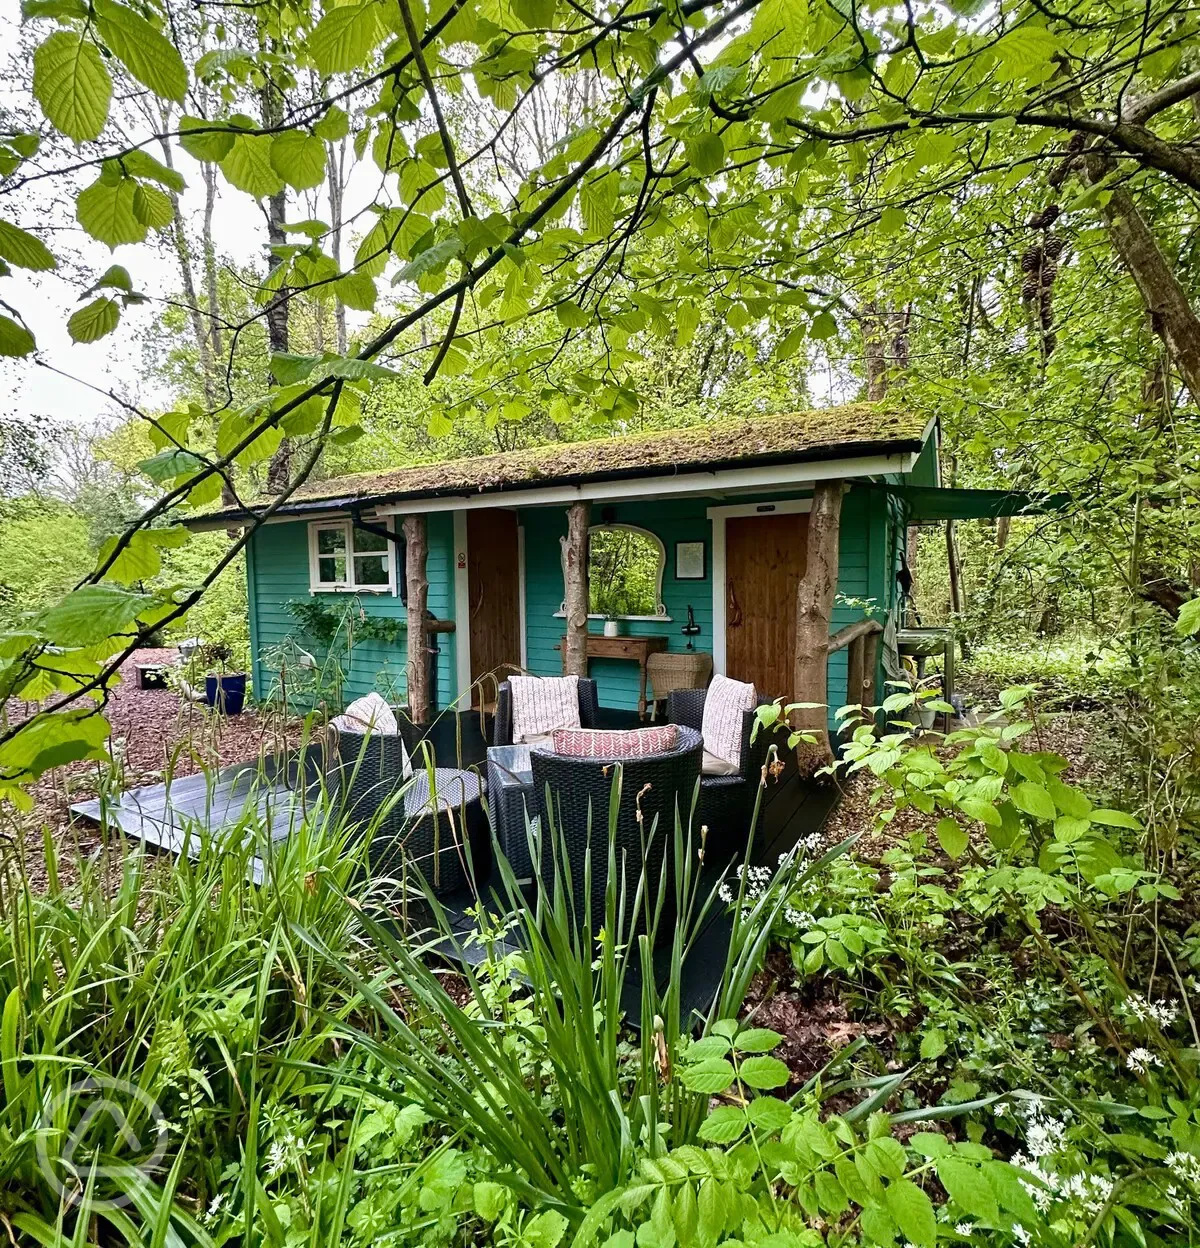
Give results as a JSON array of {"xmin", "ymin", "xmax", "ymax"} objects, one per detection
[{"xmin": 861, "ymin": 484, "xmax": 1070, "ymax": 522}]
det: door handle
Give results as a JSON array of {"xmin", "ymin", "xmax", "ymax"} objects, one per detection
[{"xmin": 728, "ymin": 580, "xmax": 742, "ymax": 628}]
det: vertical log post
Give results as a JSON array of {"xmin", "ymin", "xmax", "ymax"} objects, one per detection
[
  {"xmin": 844, "ymin": 634, "xmax": 865, "ymax": 737},
  {"xmin": 562, "ymin": 501, "xmax": 591, "ymax": 677},
  {"xmin": 403, "ymin": 514, "xmax": 431, "ymax": 723},
  {"xmin": 794, "ymin": 480, "xmax": 845, "ymax": 773},
  {"xmin": 862, "ymin": 628, "xmax": 881, "ymax": 709}
]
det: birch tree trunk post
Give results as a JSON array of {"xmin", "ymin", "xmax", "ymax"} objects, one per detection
[
  {"xmin": 562, "ymin": 501, "xmax": 591, "ymax": 678},
  {"xmin": 794, "ymin": 480, "xmax": 845, "ymax": 773},
  {"xmin": 404, "ymin": 515, "xmax": 431, "ymax": 723}
]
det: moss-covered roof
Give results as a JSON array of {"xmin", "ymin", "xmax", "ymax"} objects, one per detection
[{"xmin": 198, "ymin": 404, "xmax": 929, "ymax": 522}]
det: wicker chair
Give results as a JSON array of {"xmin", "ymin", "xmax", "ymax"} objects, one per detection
[
  {"xmin": 492, "ymin": 677, "xmax": 600, "ymax": 746},
  {"xmin": 329, "ymin": 715, "xmax": 487, "ymax": 894},
  {"xmin": 530, "ymin": 726, "xmax": 702, "ymax": 940},
  {"xmin": 668, "ymin": 688, "xmax": 770, "ymax": 858}
]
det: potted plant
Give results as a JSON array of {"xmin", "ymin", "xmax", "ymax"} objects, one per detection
[
  {"xmin": 202, "ymin": 644, "xmax": 249, "ymax": 715},
  {"xmin": 602, "ymin": 611, "xmax": 622, "ymax": 639}
]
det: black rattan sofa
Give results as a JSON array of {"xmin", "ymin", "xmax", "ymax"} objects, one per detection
[
  {"xmin": 492, "ymin": 677, "xmax": 600, "ymax": 746},
  {"xmin": 667, "ymin": 688, "xmax": 770, "ymax": 858},
  {"xmin": 330, "ymin": 715, "xmax": 488, "ymax": 893},
  {"xmin": 530, "ymin": 725, "xmax": 702, "ymax": 938}
]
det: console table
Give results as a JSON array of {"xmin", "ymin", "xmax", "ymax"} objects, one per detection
[{"xmin": 558, "ymin": 634, "xmax": 669, "ymax": 721}]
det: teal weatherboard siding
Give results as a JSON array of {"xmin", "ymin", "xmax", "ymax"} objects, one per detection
[
  {"xmin": 244, "ymin": 489, "xmax": 905, "ymax": 725},
  {"xmin": 247, "ymin": 513, "xmax": 457, "ymax": 711}
]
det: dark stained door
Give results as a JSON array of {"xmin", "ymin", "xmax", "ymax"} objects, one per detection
[
  {"xmin": 725, "ymin": 511, "xmax": 808, "ymax": 702},
  {"xmin": 467, "ymin": 508, "xmax": 522, "ymax": 706}
]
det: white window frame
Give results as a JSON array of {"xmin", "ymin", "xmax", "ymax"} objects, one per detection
[{"xmin": 307, "ymin": 517, "xmax": 398, "ymax": 595}]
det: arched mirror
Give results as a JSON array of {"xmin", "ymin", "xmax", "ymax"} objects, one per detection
[
  {"xmin": 557, "ymin": 524, "xmax": 669, "ymax": 619},
  {"xmin": 586, "ymin": 524, "xmax": 667, "ymax": 619}
]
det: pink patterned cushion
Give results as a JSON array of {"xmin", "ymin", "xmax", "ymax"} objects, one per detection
[
  {"xmin": 551, "ymin": 724, "xmax": 679, "ymax": 759},
  {"xmin": 701, "ymin": 674, "xmax": 756, "ymax": 768}
]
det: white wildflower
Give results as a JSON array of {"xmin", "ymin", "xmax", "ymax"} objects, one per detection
[
  {"xmin": 955, "ymin": 1224, "xmax": 973, "ymax": 1237},
  {"xmin": 717, "ymin": 883, "xmax": 733, "ymax": 904},
  {"xmin": 1013, "ymin": 1225, "xmax": 1030, "ymax": 1245},
  {"xmin": 993, "ymin": 1101, "xmax": 1010, "ymax": 1117},
  {"xmin": 1167, "ymin": 1151, "xmax": 1200, "ymax": 1188},
  {"xmin": 1124, "ymin": 994, "xmax": 1179, "ymax": 1028},
  {"xmin": 205, "ymin": 1195, "xmax": 226, "ymax": 1221},
  {"xmin": 1125, "ymin": 1047, "xmax": 1162, "ymax": 1074}
]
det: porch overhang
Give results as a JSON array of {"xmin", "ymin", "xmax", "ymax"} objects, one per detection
[{"xmin": 860, "ymin": 483, "xmax": 1070, "ymax": 523}]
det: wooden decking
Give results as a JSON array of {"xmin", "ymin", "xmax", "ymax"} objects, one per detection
[{"xmin": 71, "ymin": 709, "xmax": 841, "ymax": 1023}]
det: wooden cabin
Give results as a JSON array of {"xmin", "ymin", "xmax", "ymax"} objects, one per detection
[{"xmin": 190, "ymin": 403, "xmax": 996, "ymax": 757}]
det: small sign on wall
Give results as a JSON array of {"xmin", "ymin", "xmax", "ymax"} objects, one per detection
[
  {"xmin": 457, "ymin": 551, "xmax": 467, "ymax": 569},
  {"xmin": 675, "ymin": 540, "xmax": 706, "ymax": 580}
]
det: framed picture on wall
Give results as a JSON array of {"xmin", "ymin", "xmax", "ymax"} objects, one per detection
[{"xmin": 675, "ymin": 540, "xmax": 706, "ymax": 580}]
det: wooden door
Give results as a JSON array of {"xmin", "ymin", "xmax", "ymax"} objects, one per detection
[
  {"xmin": 725, "ymin": 511, "xmax": 808, "ymax": 701},
  {"xmin": 467, "ymin": 509, "xmax": 522, "ymax": 706}
]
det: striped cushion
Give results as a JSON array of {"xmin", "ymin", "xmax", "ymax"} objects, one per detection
[
  {"xmin": 700, "ymin": 674, "xmax": 756, "ymax": 769},
  {"xmin": 551, "ymin": 724, "xmax": 679, "ymax": 759},
  {"xmin": 509, "ymin": 675, "xmax": 581, "ymax": 744}
]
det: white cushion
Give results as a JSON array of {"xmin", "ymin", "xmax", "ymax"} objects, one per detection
[
  {"xmin": 702, "ymin": 749, "xmax": 739, "ymax": 777},
  {"xmin": 701, "ymin": 674, "xmax": 756, "ymax": 771},
  {"xmin": 331, "ymin": 693, "xmax": 412, "ymax": 778},
  {"xmin": 509, "ymin": 675, "xmax": 581, "ymax": 744}
]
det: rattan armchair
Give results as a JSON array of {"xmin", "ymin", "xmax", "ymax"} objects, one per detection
[
  {"xmin": 530, "ymin": 725, "xmax": 702, "ymax": 940},
  {"xmin": 492, "ymin": 677, "xmax": 600, "ymax": 746},
  {"xmin": 668, "ymin": 688, "xmax": 769, "ymax": 857}
]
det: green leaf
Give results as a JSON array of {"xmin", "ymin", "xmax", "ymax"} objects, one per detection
[
  {"xmin": 308, "ymin": 2, "xmax": 383, "ymax": 75},
  {"xmin": 685, "ymin": 132, "xmax": 725, "ymax": 175},
  {"xmin": 697, "ymin": 1105, "xmax": 746, "ymax": 1143},
  {"xmin": 738, "ymin": 1055, "xmax": 790, "ymax": 1090},
  {"xmin": 936, "ymin": 816, "xmax": 969, "ymax": 859},
  {"xmin": 1011, "ymin": 781, "xmax": 1056, "ymax": 822},
  {"xmin": 744, "ymin": 1096, "xmax": 792, "ymax": 1133},
  {"xmin": 919, "ymin": 1028, "xmax": 947, "ymax": 1060},
  {"xmin": 679, "ymin": 1058, "xmax": 735, "ymax": 1095},
  {"xmin": 133, "ymin": 182, "xmax": 173, "ymax": 228},
  {"xmin": 580, "ymin": 172, "xmax": 617, "ymax": 236},
  {"xmin": 76, "ymin": 175, "xmax": 146, "ymax": 248},
  {"xmin": 335, "ymin": 271, "xmax": 377, "ymax": 311},
  {"xmin": 0, "ymin": 314, "xmax": 36, "ymax": 357},
  {"xmin": 959, "ymin": 797, "xmax": 1000, "ymax": 827},
  {"xmin": 37, "ymin": 584, "xmax": 152, "ymax": 646},
  {"xmin": 992, "ymin": 25, "xmax": 1057, "ymax": 83},
  {"xmin": 883, "ymin": 1178, "xmax": 936, "ymax": 1247},
  {"xmin": 87, "ymin": 264, "xmax": 134, "ymax": 294},
  {"xmin": 33, "ymin": 31, "xmax": 112, "ymax": 142},
  {"xmin": 313, "ymin": 105, "xmax": 349, "ymax": 142},
  {"xmin": 270, "ymin": 352, "xmax": 321, "ymax": 385},
  {"xmin": 0, "ymin": 220, "xmax": 56, "ymax": 271},
  {"xmin": 1090, "ymin": 808, "xmax": 1142, "ymax": 830},
  {"xmin": 1174, "ymin": 596, "xmax": 1200, "ymax": 636},
  {"xmin": 67, "ymin": 296, "xmax": 121, "ymax": 344},
  {"xmin": 733, "ymin": 1027, "xmax": 783, "ymax": 1053},
  {"xmin": 221, "ymin": 134, "xmax": 284, "ymax": 198},
  {"xmin": 937, "ymin": 1158, "xmax": 999, "ymax": 1222},
  {"xmin": 179, "ymin": 116, "xmax": 236, "ymax": 162},
  {"xmin": 810, "ymin": 310, "xmax": 837, "ymax": 339},
  {"xmin": 118, "ymin": 149, "xmax": 185, "ymax": 192},
  {"xmin": 556, "ymin": 300, "xmax": 590, "ymax": 329},
  {"xmin": 94, "ymin": 0, "xmax": 187, "ymax": 102},
  {"xmin": 270, "ymin": 131, "xmax": 328, "ymax": 190},
  {"xmin": 0, "ymin": 709, "xmax": 111, "ymax": 780},
  {"xmin": 750, "ymin": 0, "xmax": 808, "ymax": 48}
]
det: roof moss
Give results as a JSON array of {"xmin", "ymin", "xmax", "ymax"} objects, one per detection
[{"xmin": 202, "ymin": 404, "xmax": 928, "ymax": 520}]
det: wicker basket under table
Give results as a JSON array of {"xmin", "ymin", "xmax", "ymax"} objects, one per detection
[{"xmin": 646, "ymin": 652, "xmax": 712, "ymax": 718}]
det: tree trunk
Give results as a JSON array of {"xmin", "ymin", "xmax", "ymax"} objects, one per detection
[
  {"xmin": 1084, "ymin": 149, "xmax": 1200, "ymax": 404},
  {"xmin": 562, "ymin": 501, "xmax": 591, "ymax": 677},
  {"xmin": 261, "ymin": 66, "xmax": 293, "ymax": 493},
  {"xmin": 327, "ymin": 138, "xmax": 348, "ymax": 355},
  {"xmin": 793, "ymin": 480, "xmax": 844, "ymax": 773},
  {"xmin": 859, "ymin": 300, "xmax": 889, "ymax": 401},
  {"xmin": 404, "ymin": 515, "xmax": 431, "ymax": 723}
]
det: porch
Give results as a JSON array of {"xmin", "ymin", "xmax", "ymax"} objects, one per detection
[{"xmin": 71, "ymin": 706, "xmax": 839, "ymax": 1021}]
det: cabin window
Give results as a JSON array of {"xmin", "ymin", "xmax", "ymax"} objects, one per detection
[{"xmin": 308, "ymin": 519, "xmax": 398, "ymax": 594}]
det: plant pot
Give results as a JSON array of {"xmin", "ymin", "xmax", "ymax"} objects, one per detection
[
  {"xmin": 205, "ymin": 673, "xmax": 247, "ymax": 715},
  {"xmin": 602, "ymin": 619, "xmax": 622, "ymax": 638}
]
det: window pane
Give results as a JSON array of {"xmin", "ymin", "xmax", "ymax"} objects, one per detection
[
  {"xmin": 353, "ymin": 554, "xmax": 389, "ymax": 586},
  {"xmin": 317, "ymin": 527, "xmax": 347, "ymax": 555},
  {"xmin": 588, "ymin": 527, "xmax": 661, "ymax": 616},
  {"xmin": 318, "ymin": 555, "xmax": 346, "ymax": 584},
  {"xmin": 352, "ymin": 526, "xmax": 389, "ymax": 553}
]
